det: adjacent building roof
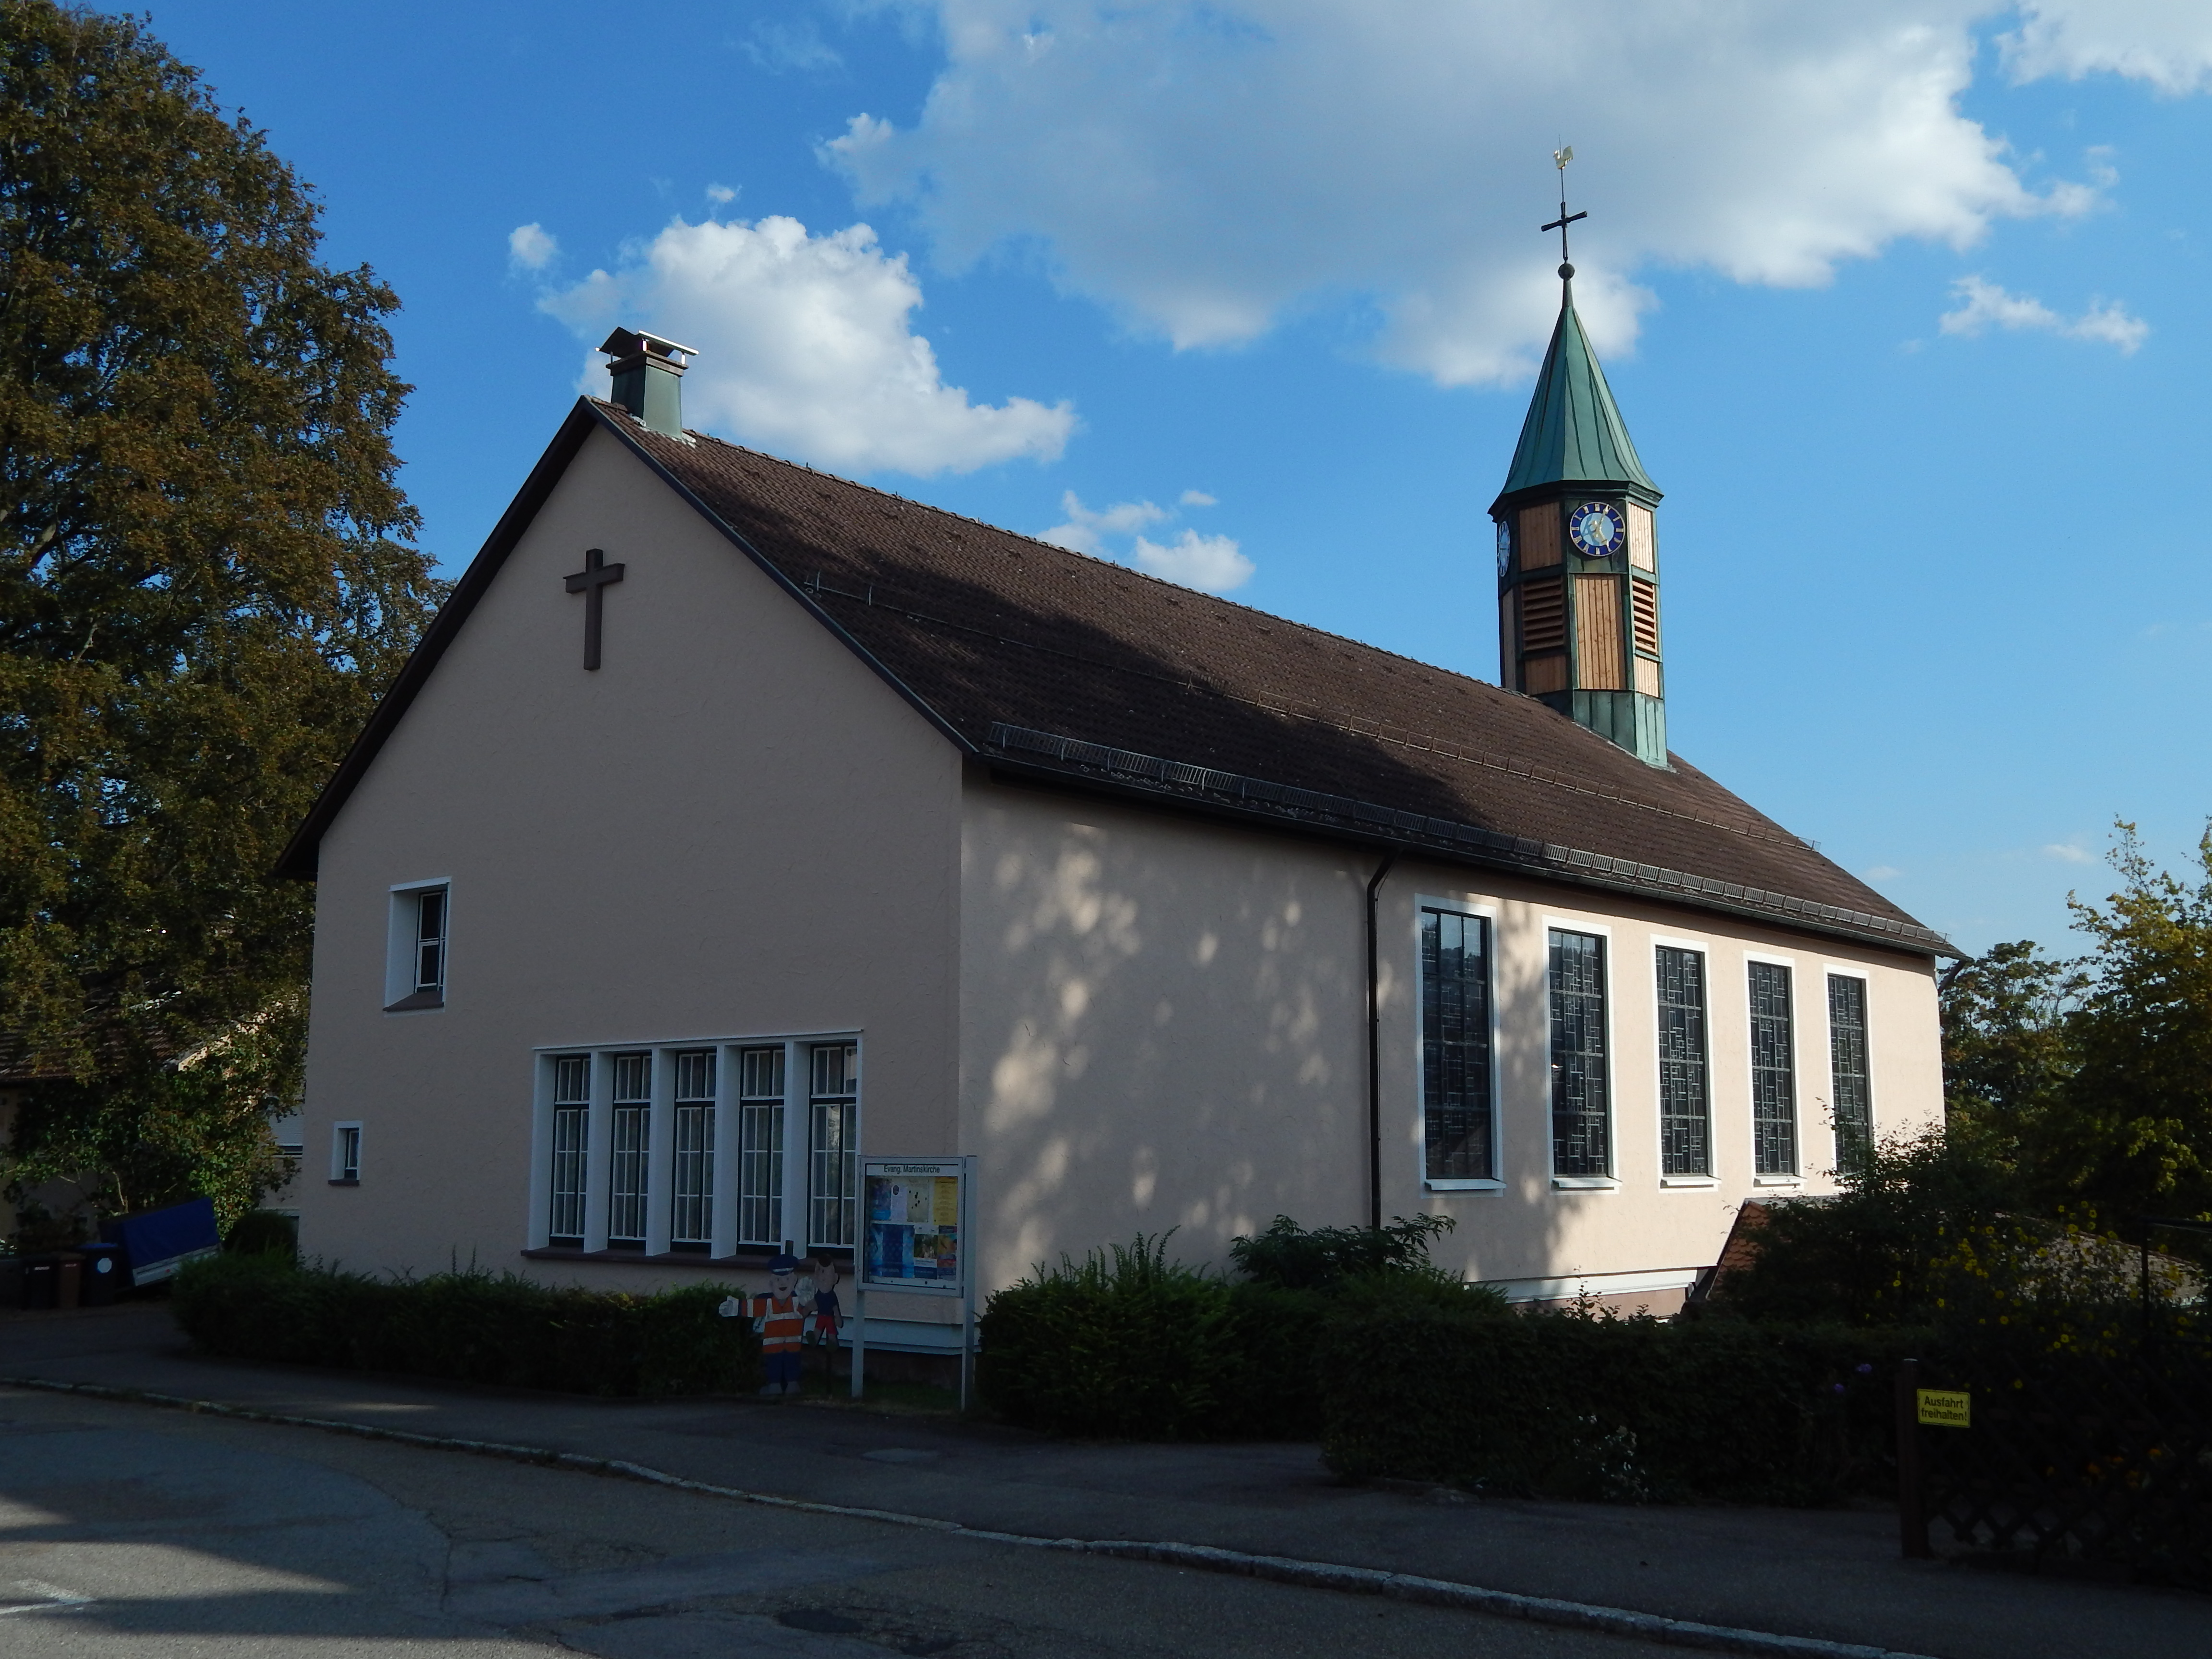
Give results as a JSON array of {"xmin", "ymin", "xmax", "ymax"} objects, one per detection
[
  {"xmin": 1494, "ymin": 288, "xmax": 1658, "ymax": 505},
  {"xmin": 278, "ymin": 400, "xmax": 1948, "ymax": 957}
]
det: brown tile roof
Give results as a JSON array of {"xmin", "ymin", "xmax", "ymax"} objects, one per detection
[
  {"xmin": 616, "ymin": 409, "xmax": 1943, "ymax": 955},
  {"xmin": 278, "ymin": 401, "xmax": 1946, "ymax": 955}
]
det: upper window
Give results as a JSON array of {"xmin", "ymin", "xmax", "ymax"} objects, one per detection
[
  {"xmin": 1654, "ymin": 947, "xmax": 1711, "ymax": 1177},
  {"xmin": 385, "ymin": 882, "xmax": 448, "ymax": 1011},
  {"xmin": 1549, "ymin": 929, "xmax": 1611, "ymax": 1178},
  {"xmin": 1827, "ymin": 975, "xmax": 1872, "ymax": 1164},
  {"xmin": 1749, "ymin": 962, "xmax": 1797, "ymax": 1176},
  {"xmin": 331, "ymin": 1122, "xmax": 362, "ymax": 1184},
  {"xmin": 1419, "ymin": 907, "xmax": 1494, "ymax": 1183}
]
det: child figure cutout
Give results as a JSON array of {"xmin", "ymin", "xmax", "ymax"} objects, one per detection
[
  {"xmin": 807, "ymin": 1259, "xmax": 843, "ymax": 1384},
  {"xmin": 751, "ymin": 1252, "xmax": 807, "ymax": 1396}
]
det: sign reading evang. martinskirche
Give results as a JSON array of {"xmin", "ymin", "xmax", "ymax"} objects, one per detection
[{"xmin": 860, "ymin": 1158, "xmax": 968, "ymax": 1295}]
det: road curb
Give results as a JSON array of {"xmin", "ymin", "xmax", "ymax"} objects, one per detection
[{"xmin": 0, "ymin": 1374, "xmax": 1940, "ymax": 1659}]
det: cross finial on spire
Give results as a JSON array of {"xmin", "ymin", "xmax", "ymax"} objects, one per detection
[{"xmin": 1540, "ymin": 145, "xmax": 1586, "ymax": 283}]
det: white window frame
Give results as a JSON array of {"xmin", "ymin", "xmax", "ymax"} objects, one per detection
[
  {"xmin": 1649, "ymin": 935, "xmax": 1719, "ymax": 1188},
  {"xmin": 526, "ymin": 1028, "xmax": 861, "ymax": 1259},
  {"xmin": 330, "ymin": 1121, "xmax": 362, "ymax": 1184},
  {"xmin": 1544, "ymin": 917, "xmax": 1618, "ymax": 1190},
  {"xmin": 1822, "ymin": 966, "xmax": 1877, "ymax": 1165},
  {"xmin": 384, "ymin": 879, "xmax": 450, "ymax": 1012},
  {"xmin": 1412, "ymin": 895, "xmax": 1503, "ymax": 1192},
  {"xmin": 1743, "ymin": 950, "xmax": 1803, "ymax": 1185}
]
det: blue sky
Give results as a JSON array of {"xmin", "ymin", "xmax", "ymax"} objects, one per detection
[{"xmin": 134, "ymin": 1, "xmax": 2212, "ymax": 956}]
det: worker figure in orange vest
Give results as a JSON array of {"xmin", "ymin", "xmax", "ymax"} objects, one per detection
[{"xmin": 752, "ymin": 1253, "xmax": 807, "ymax": 1397}]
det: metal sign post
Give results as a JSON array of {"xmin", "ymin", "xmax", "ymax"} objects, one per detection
[{"xmin": 853, "ymin": 1157, "xmax": 974, "ymax": 1407}]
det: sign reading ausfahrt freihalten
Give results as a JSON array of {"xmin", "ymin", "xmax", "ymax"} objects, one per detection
[{"xmin": 1916, "ymin": 1388, "xmax": 1972, "ymax": 1428}]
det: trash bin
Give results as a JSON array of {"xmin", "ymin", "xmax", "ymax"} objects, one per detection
[
  {"xmin": 76, "ymin": 1244, "xmax": 124, "ymax": 1308},
  {"xmin": 55, "ymin": 1255, "xmax": 81, "ymax": 1310},
  {"xmin": 19, "ymin": 1256, "xmax": 57, "ymax": 1311}
]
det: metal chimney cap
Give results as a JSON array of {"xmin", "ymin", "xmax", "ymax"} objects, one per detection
[{"xmin": 598, "ymin": 327, "xmax": 697, "ymax": 363}]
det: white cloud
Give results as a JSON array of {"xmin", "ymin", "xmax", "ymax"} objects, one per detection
[
  {"xmin": 824, "ymin": 2, "xmax": 2111, "ymax": 386},
  {"xmin": 1132, "ymin": 529, "xmax": 1253, "ymax": 592},
  {"xmin": 540, "ymin": 214, "xmax": 1075, "ymax": 476},
  {"xmin": 2001, "ymin": 1, "xmax": 2212, "ymax": 95},
  {"xmin": 2043, "ymin": 842, "xmax": 2096, "ymax": 864},
  {"xmin": 1939, "ymin": 276, "xmax": 2149, "ymax": 352},
  {"xmin": 706, "ymin": 183, "xmax": 738, "ymax": 205},
  {"xmin": 1043, "ymin": 491, "xmax": 1252, "ymax": 591},
  {"xmin": 744, "ymin": 18, "xmax": 842, "ymax": 74},
  {"xmin": 1178, "ymin": 489, "xmax": 1217, "ymax": 507},
  {"xmin": 1042, "ymin": 491, "xmax": 1168, "ymax": 554},
  {"xmin": 1864, "ymin": 865, "xmax": 1903, "ymax": 881},
  {"xmin": 508, "ymin": 223, "xmax": 558, "ymax": 272}
]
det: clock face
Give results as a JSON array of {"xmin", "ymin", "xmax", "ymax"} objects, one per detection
[
  {"xmin": 1495, "ymin": 520, "xmax": 1512, "ymax": 576},
  {"xmin": 1568, "ymin": 501, "xmax": 1625, "ymax": 559}
]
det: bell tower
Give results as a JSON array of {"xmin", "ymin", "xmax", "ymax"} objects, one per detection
[{"xmin": 1492, "ymin": 151, "xmax": 1667, "ymax": 768}]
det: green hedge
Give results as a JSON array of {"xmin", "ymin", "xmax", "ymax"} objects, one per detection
[
  {"xmin": 977, "ymin": 1230, "xmax": 1501, "ymax": 1440},
  {"xmin": 172, "ymin": 1254, "xmax": 760, "ymax": 1396},
  {"xmin": 1319, "ymin": 1302, "xmax": 1921, "ymax": 1504}
]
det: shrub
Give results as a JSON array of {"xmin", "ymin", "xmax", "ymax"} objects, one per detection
[
  {"xmin": 171, "ymin": 1255, "xmax": 759, "ymax": 1396},
  {"xmin": 1320, "ymin": 1300, "xmax": 1919, "ymax": 1504},
  {"xmin": 978, "ymin": 1221, "xmax": 1507, "ymax": 1440},
  {"xmin": 222, "ymin": 1210, "xmax": 299, "ymax": 1264}
]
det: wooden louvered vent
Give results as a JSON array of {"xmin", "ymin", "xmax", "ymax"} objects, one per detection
[
  {"xmin": 1520, "ymin": 577, "xmax": 1566, "ymax": 652},
  {"xmin": 1630, "ymin": 579, "xmax": 1660, "ymax": 656}
]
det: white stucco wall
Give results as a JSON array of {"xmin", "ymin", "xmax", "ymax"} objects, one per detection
[
  {"xmin": 295, "ymin": 427, "xmax": 962, "ymax": 1290},
  {"xmin": 959, "ymin": 778, "xmax": 1943, "ymax": 1304}
]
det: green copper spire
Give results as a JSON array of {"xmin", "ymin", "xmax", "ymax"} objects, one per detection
[{"xmin": 1497, "ymin": 292, "xmax": 1656, "ymax": 500}]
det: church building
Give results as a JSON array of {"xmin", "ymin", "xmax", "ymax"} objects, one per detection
[{"xmin": 279, "ymin": 273, "xmax": 1949, "ymax": 1355}]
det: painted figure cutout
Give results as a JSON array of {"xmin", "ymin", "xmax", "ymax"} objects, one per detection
[{"xmin": 752, "ymin": 1251, "xmax": 807, "ymax": 1396}]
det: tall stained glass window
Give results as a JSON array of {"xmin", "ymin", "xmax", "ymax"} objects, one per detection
[
  {"xmin": 671, "ymin": 1050, "xmax": 715, "ymax": 1251},
  {"xmin": 1827, "ymin": 975, "xmax": 1872, "ymax": 1165},
  {"xmin": 809, "ymin": 1043, "xmax": 858, "ymax": 1248},
  {"xmin": 1549, "ymin": 930, "xmax": 1610, "ymax": 1177},
  {"xmin": 549, "ymin": 1054, "xmax": 589, "ymax": 1246},
  {"xmin": 608, "ymin": 1051, "xmax": 651, "ymax": 1248},
  {"xmin": 1749, "ymin": 963, "xmax": 1797, "ymax": 1176},
  {"xmin": 1421, "ymin": 908, "xmax": 1493, "ymax": 1180},
  {"xmin": 737, "ymin": 1046, "xmax": 785, "ymax": 1248},
  {"xmin": 1655, "ymin": 947, "xmax": 1710, "ymax": 1176}
]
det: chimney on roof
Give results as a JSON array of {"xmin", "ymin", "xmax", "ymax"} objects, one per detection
[{"xmin": 599, "ymin": 327, "xmax": 696, "ymax": 438}]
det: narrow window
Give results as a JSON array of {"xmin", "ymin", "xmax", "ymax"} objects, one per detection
[
  {"xmin": 608, "ymin": 1051, "xmax": 651, "ymax": 1249},
  {"xmin": 1420, "ymin": 908, "xmax": 1493, "ymax": 1180},
  {"xmin": 331, "ymin": 1122, "xmax": 362, "ymax": 1184},
  {"xmin": 809, "ymin": 1043, "xmax": 859, "ymax": 1248},
  {"xmin": 1655, "ymin": 947, "xmax": 1711, "ymax": 1176},
  {"xmin": 1749, "ymin": 962, "xmax": 1797, "ymax": 1175},
  {"xmin": 549, "ymin": 1054, "xmax": 589, "ymax": 1246},
  {"xmin": 1549, "ymin": 930, "xmax": 1610, "ymax": 1177},
  {"xmin": 414, "ymin": 887, "xmax": 447, "ymax": 995},
  {"xmin": 671, "ymin": 1050, "xmax": 716, "ymax": 1252},
  {"xmin": 1828, "ymin": 975, "xmax": 1872, "ymax": 1163},
  {"xmin": 737, "ymin": 1047, "xmax": 786, "ymax": 1247}
]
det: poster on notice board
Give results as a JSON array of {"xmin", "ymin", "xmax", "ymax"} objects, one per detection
[{"xmin": 860, "ymin": 1158, "xmax": 967, "ymax": 1295}]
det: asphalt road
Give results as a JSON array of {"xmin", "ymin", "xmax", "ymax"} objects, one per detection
[{"xmin": 0, "ymin": 1388, "xmax": 1665, "ymax": 1659}]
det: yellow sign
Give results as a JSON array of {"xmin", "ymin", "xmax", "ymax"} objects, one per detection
[{"xmin": 1916, "ymin": 1388, "xmax": 1971, "ymax": 1429}]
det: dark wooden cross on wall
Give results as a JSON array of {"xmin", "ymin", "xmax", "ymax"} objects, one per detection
[{"xmin": 564, "ymin": 547, "xmax": 625, "ymax": 670}]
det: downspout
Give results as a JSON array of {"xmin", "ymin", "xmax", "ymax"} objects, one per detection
[{"xmin": 1365, "ymin": 847, "xmax": 1402, "ymax": 1232}]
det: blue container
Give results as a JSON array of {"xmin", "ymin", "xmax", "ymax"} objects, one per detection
[{"xmin": 101, "ymin": 1197, "xmax": 221, "ymax": 1286}]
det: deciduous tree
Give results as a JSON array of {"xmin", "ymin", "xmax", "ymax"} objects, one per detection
[{"xmin": 0, "ymin": 1, "xmax": 443, "ymax": 1224}]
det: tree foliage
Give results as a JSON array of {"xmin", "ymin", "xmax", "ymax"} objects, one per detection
[{"xmin": 0, "ymin": 2, "xmax": 444, "ymax": 1223}]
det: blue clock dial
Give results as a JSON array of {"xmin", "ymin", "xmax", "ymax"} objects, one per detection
[
  {"xmin": 1495, "ymin": 521, "xmax": 1512, "ymax": 576},
  {"xmin": 1568, "ymin": 501, "xmax": 1625, "ymax": 558}
]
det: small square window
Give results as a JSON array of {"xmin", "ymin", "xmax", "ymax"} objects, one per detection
[{"xmin": 331, "ymin": 1122, "xmax": 362, "ymax": 1184}]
